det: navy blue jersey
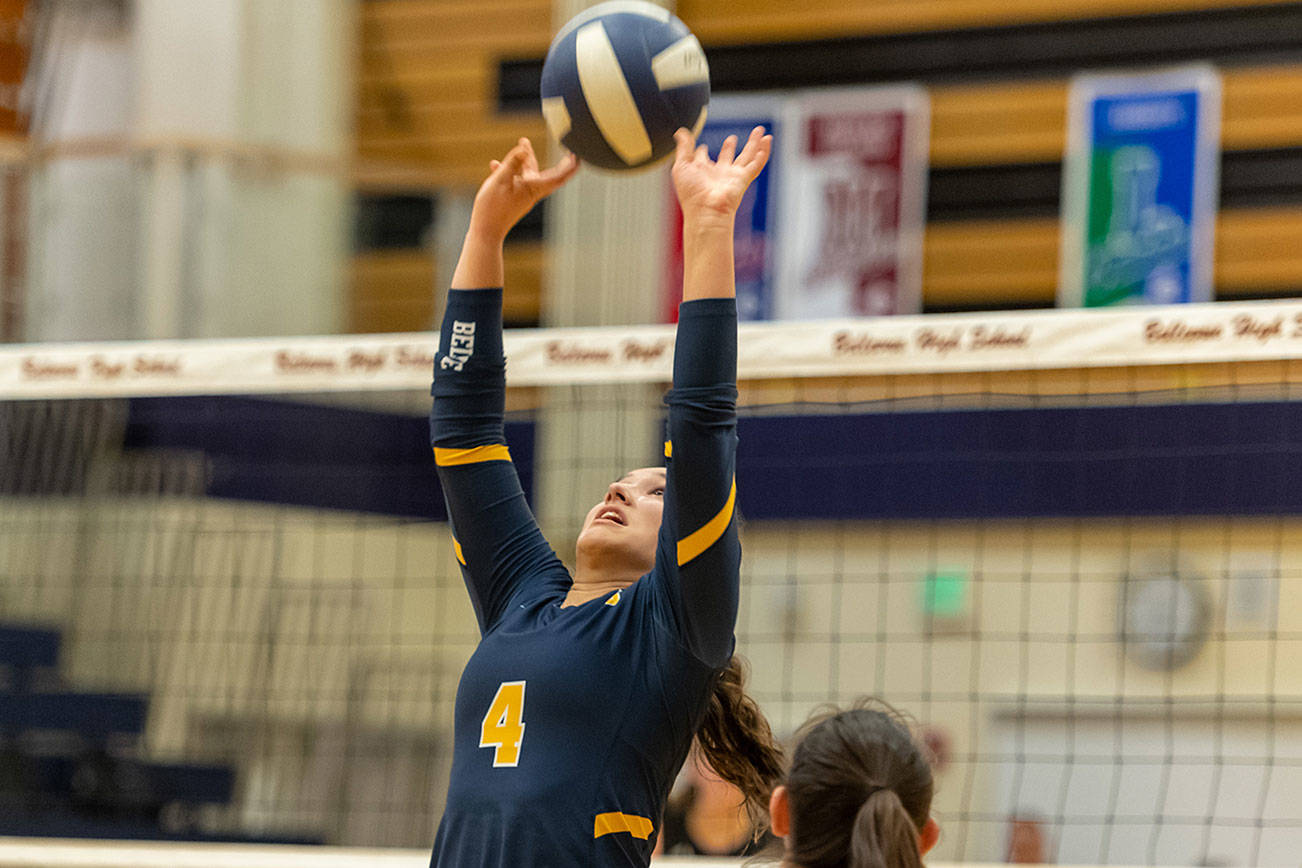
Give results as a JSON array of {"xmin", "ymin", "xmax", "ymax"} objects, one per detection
[{"xmin": 428, "ymin": 290, "xmax": 740, "ymax": 867}]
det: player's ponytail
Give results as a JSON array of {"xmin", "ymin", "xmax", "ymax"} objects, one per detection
[
  {"xmin": 848, "ymin": 788, "xmax": 924, "ymax": 868},
  {"xmin": 783, "ymin": 702, "xmax": 934, "ymax": 868},
  {"xmin": 694, "ymin": 655, "xmax": 785, "ymax": 836}
]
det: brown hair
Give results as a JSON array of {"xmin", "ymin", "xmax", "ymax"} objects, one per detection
[
  {"xmin": 694, "ymin": 655, "xmax": 786, "ymax": 837},
  {"xmin": 784, "ymin": 702, "xmax": 933, "ymax": 868}
]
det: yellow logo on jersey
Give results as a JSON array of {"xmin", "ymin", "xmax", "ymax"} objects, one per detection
[{"xmin": 605, "ymin": 590, "xmax": 621, "ymax": 607}]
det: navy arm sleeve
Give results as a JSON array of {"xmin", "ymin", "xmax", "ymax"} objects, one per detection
[
  {"xmin": 650, "ymin": 298, "xmax": 741, "ymax": 668},
  {"xmin": 430, "ymin": 289, "xmax": 569, "ymax": 634}
]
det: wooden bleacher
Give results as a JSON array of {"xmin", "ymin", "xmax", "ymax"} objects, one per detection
[
  {"xmin": 352, "ymin": 0, "xmax": 1302, "ymax": 327},
  {"xmin": 674, "ymin": 0, "xmax": 1302, "ymax": 43},
  {"xmin": 0, "ymin": 620, "xmax": 314, "ymax": 843}
]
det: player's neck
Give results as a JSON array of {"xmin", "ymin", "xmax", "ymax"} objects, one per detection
[
  {"xmin": 561, "ymin": 580, "xmax": 632, "ymax": 607},
  {"xmin": 566, "ymin": 555, "xmax": 643, "ymax": 607}
]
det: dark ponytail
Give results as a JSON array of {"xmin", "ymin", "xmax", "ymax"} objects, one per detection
[
  {"xmin": 694, "ymin": 655, "xmax": 786, "ymax": 836},
  {"xmin": 849, "ymin": 788, "xmax": 925, "ymax": 868},
  {"xmin": 784, "ymin": 701, "xmax": 933, "ymax": 868}
]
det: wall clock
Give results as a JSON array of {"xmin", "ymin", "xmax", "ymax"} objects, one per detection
[{"xmin": 1118, "ymin": 573, "xmax": 1211, "ymax": 671}]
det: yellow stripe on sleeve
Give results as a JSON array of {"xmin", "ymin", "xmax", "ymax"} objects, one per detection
[
  {"xmin": 452, "ymin": 537, "xmax": 465, "ymax": 566},
  {"xmin": 433, "ymin": 444, "xmax": 512, "ymax": 467},
  {"xmin": 663, "ymin": 440, "xmax": 672, "ymax": 458},
  {"xmin": 676, "ymin": 477, "xmax": 736, "ymax": 567},
  {"xmin": 593, "ymin": 812, "xmax": 654, "ymax": 840}
]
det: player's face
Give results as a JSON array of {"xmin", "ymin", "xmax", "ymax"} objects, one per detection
[{"xmin": 575, "ymin": 467, "xmax": 666, "ymax": 573}]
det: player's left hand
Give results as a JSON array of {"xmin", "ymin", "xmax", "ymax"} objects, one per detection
[{"xmin": 671, "ymin": 125, "xmax": 772, "ymax": 224}]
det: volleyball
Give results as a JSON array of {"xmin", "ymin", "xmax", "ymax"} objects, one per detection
[{"xmin": 540, "ymin": 1, "xmax": 710, "ymax": 171}]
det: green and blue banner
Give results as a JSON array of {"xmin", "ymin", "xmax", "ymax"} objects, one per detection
[{"xmin": 1059, "ymin": 67, "xmax": 1221, "ymax": 307}]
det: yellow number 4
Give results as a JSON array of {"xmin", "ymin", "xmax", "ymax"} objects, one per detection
[{"xmin": 479, "ymin": 680, "xmax": 526, "ymax": 767}]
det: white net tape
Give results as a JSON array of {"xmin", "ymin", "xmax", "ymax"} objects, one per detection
[{"xmin": 1, "ymin": 300, "xmax": 1299, "ymax": 399}]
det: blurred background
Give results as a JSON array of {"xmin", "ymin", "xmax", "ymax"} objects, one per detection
[
  {"xmin": 1, "ymin": 1, "xmax": 1301, "ymax": 865},
  {"xmin": 3, "ymin": 0, "xmax": 1299, "ymax": 342}
]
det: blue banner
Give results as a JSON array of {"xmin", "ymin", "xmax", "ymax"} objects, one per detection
[{"xmin": 664, "ymin": 99, "xmax": 779, "ymax": 321}]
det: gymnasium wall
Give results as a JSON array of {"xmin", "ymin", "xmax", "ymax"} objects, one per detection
[
  {"xmin": 353, "ymin": 0, "xmax": 1302, "ymax": 329},
  {"xmin": 10, "ymin": 477, "xmax": 1300, "ymax": 857},
  {"xmin": 740, "ymin": 516, "xmax": 1302, "ymax": 862}
]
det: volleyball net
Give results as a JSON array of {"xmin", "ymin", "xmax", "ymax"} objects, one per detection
[{"xmin": 1, "ymin": 300, "xmax": 1300, "ymax": 865}]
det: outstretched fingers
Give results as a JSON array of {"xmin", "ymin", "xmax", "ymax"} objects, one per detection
[
  {"xmin": 675, "ymin": 126, "xmax": 712, "ymax": 165},
  {"xmin": 735, "ymin": 127, "xmax": 772, "ymax": 180},
  {"xmin": 519, "ymin": 137, "xmax": 540, "ymax": 173},
  {"xmin": 716, "ymin": 134, "xmax": 738, "ymax": 166},
  {"xmin": 673, "ymin": 127, "xmax": 696, "ymax": 164},
  {"xmin": 747, "ymin": 136, "xmax": 773, "ymax": 181},
  {"xmin": 497, "ymin": 141, "xmax": 528, "ymax": 177},
  {"xmin": 733, "ymin": 126, "xmax": 766, "ymax": 166},
  {"xmin": 489, "ymin": 137, "xmax": 579, "ymax": 193},
  {"xmin": 537, "ymin": 151, "xmax": 580, "ymax": 192}
]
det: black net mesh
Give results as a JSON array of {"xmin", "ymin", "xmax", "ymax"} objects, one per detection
[{"xmin": 0, "ymin": 354, "xmax": 1299, "ymax": 863}]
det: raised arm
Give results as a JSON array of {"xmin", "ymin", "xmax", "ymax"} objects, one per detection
[
  {"xmin": 431, "ymin": 140, "xmax": 579, "ymax": 633},
  {"xmin": 653, "ymin": 127, "xmax": 772, "ymax": 667}
]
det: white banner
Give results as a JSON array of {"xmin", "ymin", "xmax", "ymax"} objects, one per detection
[{"xmin": 0, "ymin": 300, "xmax": 1300, "ymax": 399}]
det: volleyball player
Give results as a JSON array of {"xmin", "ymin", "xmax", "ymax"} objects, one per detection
[
  {"xmin": 769, "ymin": 703, "xmax": 941, "ymax": 868},
  {"xmin": 427, "ymin": 126, "xmax": 782, "ymax": 866}
]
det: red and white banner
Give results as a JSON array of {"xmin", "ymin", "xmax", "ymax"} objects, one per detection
[
  {"xmin": 0, "ymin": 300, "xmax": 1300, "ymax": 399},
  {"xmin": 775, "ymin": 85, "xmax": 930, "ymax": 319}
]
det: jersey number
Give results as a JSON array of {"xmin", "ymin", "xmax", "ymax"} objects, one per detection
[{"xmin": 479, "ymin": 680, "xmax": 526, "ymax": 768}]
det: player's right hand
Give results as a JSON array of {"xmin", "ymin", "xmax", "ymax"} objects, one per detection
[
  {"xmin": 671, "ymin": 125, "xmax": 771, "ymax": 225},
  {"xmin": 470, "ymin": 138, "xmax": 580, "ymax": 242}
]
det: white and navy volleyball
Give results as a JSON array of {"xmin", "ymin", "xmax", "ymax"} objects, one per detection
[{"xmin": 540, "ymin": 1, "xmax": 710, "ymax": 171}]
